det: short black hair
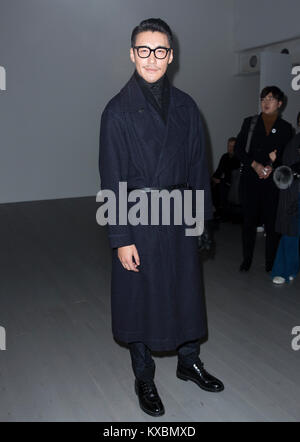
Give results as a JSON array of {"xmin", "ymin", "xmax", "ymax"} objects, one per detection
[
  {"xmin": 131, "ymin": 18, "xmax": 173, "ymax": 48},
  {"xmin": 228, "ymin": 137, "xmax": 237, "ymax": 144},
  {"xmin": 260, "ymin": 86, "xmax": 284, "ymax": 102}
]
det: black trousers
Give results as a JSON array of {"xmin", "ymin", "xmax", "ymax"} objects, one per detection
[
  {"xmin": 128, "ymin": 339, "xmax": 201, "ymax": 382},
  {"xmin": 240, "ymin": 176, "xmax": 281, "ymax": 268}
]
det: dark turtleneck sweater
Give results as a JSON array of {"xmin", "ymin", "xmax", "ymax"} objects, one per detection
[{"xmin": 134, "ymin": 69, "xmax": 170, "ymax": 123}]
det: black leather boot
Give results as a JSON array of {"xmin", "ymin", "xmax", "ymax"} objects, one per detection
[
  {"xmin": 176, "ymin": 360, "xmax": 224, "ymax": 393},
  {"xmin": 134, "ymin": 379, "xmax": 165, "ymax": 417}
]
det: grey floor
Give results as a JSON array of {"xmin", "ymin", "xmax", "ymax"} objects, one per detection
[{"xmin": 0, "ymin": 196, "xmax": 299, "ymax": 422}]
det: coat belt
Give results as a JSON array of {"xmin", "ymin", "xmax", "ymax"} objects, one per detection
[{"xmin": 127, "ymin": 183, "xmax": 189, "ymax": 192}]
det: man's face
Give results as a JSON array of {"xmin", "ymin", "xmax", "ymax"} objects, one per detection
[
  {"xmin": 227, "ymin": 141, "xmax": 235, "ymax": 156},
  {"xmin": 130, "ymin": 31, "xmax": 173, "ymax": 83},
  {"xmin": 260, "ymin": 92, "xmax": 282, "ymax": 115}
]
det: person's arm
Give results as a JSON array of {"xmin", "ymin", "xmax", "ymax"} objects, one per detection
[
  {"xmin": 213, "ymin": 155, "xmax": 225, "ymax": 180},
  {"xmin": 235, "ymin": 117, "xmax": 268, "ymax": 178},
  {"xmin": 99, "ymin": 108, "xmax": 140, "ymax": 272},
  {"xmin": 99, "ymin": 107, "xmax": 133, "ymax": 249},
  {"xmin": 188, "ymin": 102, "xmax": 213, "ymax": 241},
  {"xmin": 264, "ymin": 125, "xmax": 295, "ymax": 180},
  {"xmin": 270, "ymin": 123, "xmax": 295, "ymax": 168}
]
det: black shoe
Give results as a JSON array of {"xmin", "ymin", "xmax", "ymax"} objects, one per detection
[
  {"xmin": 134, "ymin": 379, "xmax": 165, "ymax": 417},
  {"xmin": 239, "ymin": 260, "xmax": 251, "ymax": 272},
  {"xmin": 176, "ymin": 360, "xmax": 224, "ymax": 393}
]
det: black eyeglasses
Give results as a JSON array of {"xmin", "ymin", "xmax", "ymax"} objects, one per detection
[
  {"xmin": 133, "ymin": 45, "xmax": 171, "ymax": 59},
  {"xmin": 260, "ymin": 96, "xmax": 277, "ymax": 102}
]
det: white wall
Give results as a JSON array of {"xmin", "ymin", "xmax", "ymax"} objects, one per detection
[
  {"xmin": 259, "ymin": 52, "xmax": 298, "ymax": 126},
  {"xmin": 234, "ymin": 0, "xmax": 300, "ymax": 129},
  {"xmin": 234, "ymin": 0, "xmax": 300, "ymax": 51},
  {"xmin": 0, "ymin": 0, "xmax": 258, "ymax": 203}
]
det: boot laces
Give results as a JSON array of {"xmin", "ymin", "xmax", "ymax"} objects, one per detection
[
  {"xmin": 140, "ymin": 380, "xmax": 157, "ymax": 397},
  {"xmin": 193, "ymin": 361, "xmax": 205, "ymax": 374}
]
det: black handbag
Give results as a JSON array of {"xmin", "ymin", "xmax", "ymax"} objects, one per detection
[{"xmin": 240, "ymin": 114, "xmax": 259, "ymax": 174}]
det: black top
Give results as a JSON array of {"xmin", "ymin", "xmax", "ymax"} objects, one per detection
[
  {"xmin": 235, "ymin": 113, "xmax": 294, "ymax": 176},
  {"xmin": 134, "ymin": 69, "xmax": 170, "ymax": 123}
]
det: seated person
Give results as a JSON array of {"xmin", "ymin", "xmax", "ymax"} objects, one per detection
[{"xmin": 211, "ymin": 137, "xmax": 240, "ymax": 220}]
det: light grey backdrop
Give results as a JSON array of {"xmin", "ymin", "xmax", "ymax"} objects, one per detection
[
  {"xmin": 234, "ymin": 0, "xmax": 300, "ymax": 51},
  {"xmin": 0, "ymin": 0, "xmax": 297, "ymax": 204},
  {"xmin": 259, "ymin": 52, "xmax": 299, "ymax": 125}
]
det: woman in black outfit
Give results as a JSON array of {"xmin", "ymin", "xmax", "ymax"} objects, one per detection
[{"xmin": 235, "ymin": 86, "xmax": 294, "ymax": 272}]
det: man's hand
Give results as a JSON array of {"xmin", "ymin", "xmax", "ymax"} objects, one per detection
[
  {"xmin": 118, "ymin": 244, "xmax": 140, "ymax": 272},
  {"xmin": 212, "ymin": 177, "xmax": 221, "ymax": 184}
]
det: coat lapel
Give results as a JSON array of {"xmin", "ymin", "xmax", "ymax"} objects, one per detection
[
  {"xmin": 121, "ymin": 73, "xmax": 188, "ymax": 182},
  {"xmin": 154, "ymin": 86, "xmax": 188, "ymax": 180}
]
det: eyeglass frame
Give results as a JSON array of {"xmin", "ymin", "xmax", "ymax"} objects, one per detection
[
  {"xmin": 133, "ymin": 45, "xmax": 172, "ymax": 59},
  {"xmin": 260, "ymin": 96, "xmax": 278, "ymax": 102}
]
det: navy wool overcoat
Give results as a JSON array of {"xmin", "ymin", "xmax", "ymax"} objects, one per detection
[{"xmin": 99, "ymin": 72, "xmax": 212, "ymax": 351}]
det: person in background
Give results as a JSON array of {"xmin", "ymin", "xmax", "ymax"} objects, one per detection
[
  {"xmin": 211, "ymin": 137, "xmax": 240, "ymax": 220},
  {"xmin": 271, "ymin": 132, "xmax": 300, "ymax": 284},
  {"xmin": 235, "ymin": 86, "xmax": 294, "ymax": 272},
  {"xmin": 296, "ymin": 111, "xmax": 300, "ymax": 134}
]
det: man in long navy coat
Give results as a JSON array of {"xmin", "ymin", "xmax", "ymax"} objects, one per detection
[{"xmin": 99, "ymin": 18, "xmax": 224, "ymax": 417}]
